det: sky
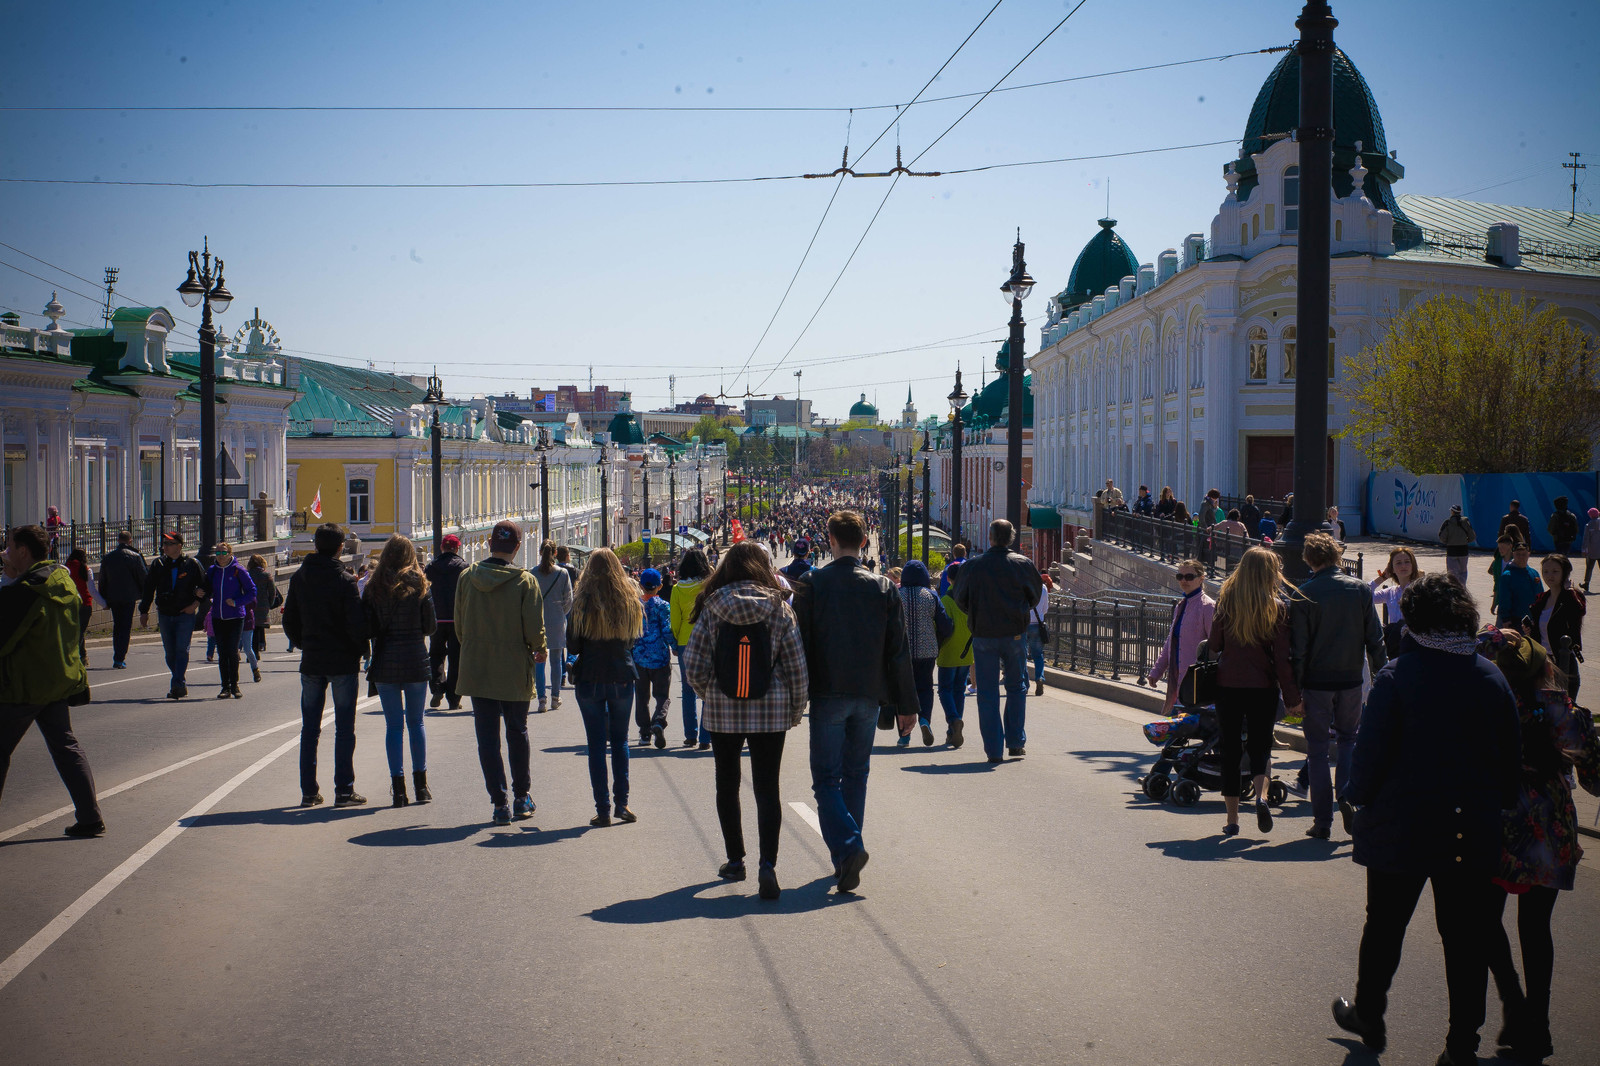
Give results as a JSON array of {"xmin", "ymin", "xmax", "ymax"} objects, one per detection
[{"xmin": 2, "ymin": 0, "xmax": 1596, "ymax": 419}]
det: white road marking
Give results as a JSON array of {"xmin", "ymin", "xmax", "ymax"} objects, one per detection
[
  {"xmin": 0, "ymin": 718, "xmax": 323, "ymax": 992},
  {"xmin": 0, "ymin": 696, "xmax": 378, "ymax": 842},
  {"xmin": 788, "ymin": 801, "xmax": 823, "ymax": 838},
  {"xmin": 91, "ymin": 671, "xmax": 172, "ymax": 688}
]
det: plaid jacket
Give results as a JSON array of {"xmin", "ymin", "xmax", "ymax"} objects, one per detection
[{"xmin": 684, "ymin": 581, "xmax": 808, "ymax": 733}]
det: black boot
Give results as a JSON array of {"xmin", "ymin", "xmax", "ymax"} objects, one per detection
[
  {"xmin": 391, "ymin": 774, "xmax": 410, "ymax": 808},
  {"xmin": 412, "ymin": 770, "xmax": 431, "ymax": 804}
]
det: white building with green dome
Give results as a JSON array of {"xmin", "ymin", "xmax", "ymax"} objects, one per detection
[{"xmin": 1028, "ymin": 44, "xmax": 1600, "ymax": 533}]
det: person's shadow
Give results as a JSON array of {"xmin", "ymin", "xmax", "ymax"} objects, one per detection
[
  {"xmin": 899, "ymin": 761, "xmax": 1001, "ymax": 774},
  {"xmin": 348, "ymin": 823, "xmax": 484, "ymax": 847},
  {"xmin": 186, "ymin": 805, "xmax": 382, "ymax": 828},
  {"xmin": 586, "ymin": 876, "xmax": 850, "ymax": 923}
]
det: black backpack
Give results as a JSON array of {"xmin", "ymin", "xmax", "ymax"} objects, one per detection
[{"xmin": 713, "ymin": 620, "xmax": 773, "ymax": 700}]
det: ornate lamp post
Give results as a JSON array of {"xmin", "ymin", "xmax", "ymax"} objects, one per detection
[
  {"xmin": 948, "ymin": 368, "xmax": 968, "ymax": 548},
  {"xmin": 535, "ymin": 427, "xmax": 551, "ymax": 547},
  {"xmin": 422, "ymin": 370, "xmax": 447, "ymax": 555},
  {"xmin": 999, "ymin": 232, "xmax": 1034, "ymax": 531},
  {"xmin": 668, "ymin": 452, "xmax": 679, "ymax": 565},
  {"xmin": 641, "ymin": 450, "xmax": 651, "ymax": 568},
  {"xmin": 919, "ymin": 432, "xmax": 931, "ymax": 567},
  {"xmin": 597, "ymin": 446, "xmax": 610, "ymax": 548},
  {"xmin": 175, "ymin": 238, "xmax": 233, "ymax": 562}
]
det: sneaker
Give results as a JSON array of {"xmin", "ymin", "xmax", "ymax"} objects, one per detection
[
  {"xmin": 698, "ymin": 741, "xmax": 710, "ymax": 751},
  {"xmin": 447, "ymin": 698, "xmax": 461, "ymax": 710},
  {"xmin": 63, "ymin": 820, "xmax": 107, "ymax": 838},
  {"xmin": 758, "ymin": 863, "xmax": 781, "ymax": 900},
  {"xmin": 987, "ymin": 756, "xmax": 1004, "ymax": 764},
  {"xmin": 1256, "ymin": 800, "xmax": 1274, "ymax": 833},
  {"xmin": 251, "ymin": 665, "xmax": 262, "ymax": 683},
  {"xmin": 206, "ymin": 656, "xmax": 214, "ymax": 663},
  {"xmin": 113, "ymin": 661, "xmax": 127, "ymax": 670},
  {"xmin": 1222, "ymin": 822, "xmax": 1240, "ymax": 837},
  {"xmin": 837, "ymin": 849, "xmax": 870, "ymax": 893},
  {"xmin": 171, "ymin": 684, "xmax": 188, "ymax": 699},
  {"xmin": 334, "ymin": 791, "xmax": 368, "ymax": 808},
  {"xmin": 614, "ymin": 805, "xmax": 637, "ymax": 823},
  {"xmin": 492, "ymin": 805, "xmax": 512, "ymax": 826},
  {"xmin": 217, "ymin": 689, "xmax": 233, "ymax": 699},
  {"xmin": 513, "ymin": 795, "xmax": 536, "ymax": 819},
  {"xmin": 653, "ymin": 726, "xmax": 666, "ymax": 749},
  {"xmin": 1008, "ymin": 746, "xmax": 1026, "ymax": 757},
  {"xmin": 430, "ymin": 692, "xmax": 443, "ymax": 708},
  {"xmin": 1339, "ymin": 798, "xmax": 1356, "ymax": 835},
  {"xmin": 550, "ymin": 693, "xmax": 561, "ymax": 710},
  {"xmin": 1035, "ymin": 679, "xmax": 1045, "ymax": 696},
  {"xmin": 718, "ymin": 860, "xmax": 747, "ymax": 881},
  {"xmin": 682, "ymin": 736, "xmax": 699, "ymax": 748},
  {"xmin": 920, "ymin": 722, "xmax": 935, "ymax": 746},
  {"xmin": 537, "ymin": 697, "xmax": 548, "ymax": 714},
  {"xmin": 1305, "ymin": 825, "xmax": 1331, "ymax": 840},
  {"xmin": 639, "ymin": 733, "xmax": 652, "ymax": 747},
  {"xmin": 896, "ymin": 735, "xmax": 911, "ymax": 748},
  {"xmin": 300, "ymin": 793, "xmax": 324, "ymax": 807},
  {"xmin": 947, "ymin": 720, "xmax": 964, "ymax": 749},
  {"xmin": 590, "ymin": 812, "xmax": 612, "ymax": 827},
  {"xmin": 1331, "ymin": 997, "xmax": 1386, "ymax": 1052}
]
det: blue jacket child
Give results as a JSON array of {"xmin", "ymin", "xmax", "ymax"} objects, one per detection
[{"xmin": 633, "ymin": 569, "xmax": 674, "ymax": 670}]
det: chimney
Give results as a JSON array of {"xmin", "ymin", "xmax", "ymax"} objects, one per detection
[
  {"xmin": 1156, "ymin": 249, "xmax": 1179, "ymax": 285},
  {"xmin": 285, "ymin": 355, "xmax": 302, "ymax": 389},
  {"xmin": 1486, "ymin": 222, "xmax": 1520, "ymax": 267}
]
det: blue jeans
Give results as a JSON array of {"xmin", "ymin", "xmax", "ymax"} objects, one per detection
[
  {"xmin": 1302, "ymin": 686, "xmax": 1362, "ymax": 829},
  {"xmin": 677, "ymin": 645, "xmax": 703, "ymax": 743},
  {"xmin": 576, "ymin": 681, "xmax": 632, "ymax": 815},
  {"xmin": 1027, "ymin": 624, "xmax": 1046, "ymax": 681},
  {"xmin": 808, "ymin": 695, "xmax": 877, "ymax": 862},
  {"xmin": 972, "ymin": 635, "xmax": 1028, "ymax": 759},
  {"xmin": 157, "ymin": 612, "xmax": 196, "ymax": 688},
  {"xmin": 377, "ymin": 681, "xmax": 428, "ymax": 776},
  {"xmin": 937, "ymin": 665, "xmax": 969, "ymax": 723},
  {"xmin": 300, "ymin": 673, "xmax": 359, "ymax": 797},
  {"xmin": 534, "ymin": 648, "xmax": 566, "ymax": 700}
]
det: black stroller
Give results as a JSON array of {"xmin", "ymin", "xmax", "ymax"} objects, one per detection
[{"xmin": 1137, "ymin": 708, "xmax": 1287, "ymax": 808}]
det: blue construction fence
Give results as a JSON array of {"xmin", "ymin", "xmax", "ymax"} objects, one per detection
[{"xmin": 1365, "ymin": 467, "xmax": 1599, "ymax": 553}]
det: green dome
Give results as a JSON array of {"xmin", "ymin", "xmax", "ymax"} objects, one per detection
[
  {"xmin": 1058, "ymin": 219, "xmax": 1138, "ymax": 312},
  {"xmin": 848, "ymin": 393, "xmax": 879, "ymax": 420},
  {"xmin": 1231, "ymin": 45, "xmax": 1420, "ymax": 248},
  {"xmin": 960, "ymin": 341, "xmax": 1033, "ymax": 429},
  {"xmin": 607, "ymin": 411, "xmax": 644, "ymax": 445}
]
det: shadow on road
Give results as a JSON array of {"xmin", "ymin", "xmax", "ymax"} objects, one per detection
[
  {"xmin": 348, "ymin": 822, "xmax": 485, "ymax": 847},
  {"xmin": 898, "ymin": 761, "xmax": 1001, "ymax": 774},
  {"xmin": 1145, "ymin": 835, "xmax": 1351, "ymax": 862},
  {"xmin": 1066, "ymin": 748, "xmax": 1150, "ymax": 782},
  {"xmin": 586, "ymin": 875, "xmax": 849, "ymax": 923},
  {"xmin": 477, "ymin": 824, "xmax": 595, "ymax": 847},
  {"xmin": 186, "ymin": 805, "xmax": 383, "ymax": 828}
]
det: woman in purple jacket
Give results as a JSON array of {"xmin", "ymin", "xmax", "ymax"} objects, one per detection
[
  {"xmin": 1146, "ymin": 558, "xmax": 1215, "ymax": 712},
  {"xmin": 205, "ymin": 541, "xmax": 257, "ymax": 699}
]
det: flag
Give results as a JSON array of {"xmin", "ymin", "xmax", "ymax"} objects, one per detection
[{"xmin": 310, "ymin": 485, "xmax": 323, "ymax": 519}]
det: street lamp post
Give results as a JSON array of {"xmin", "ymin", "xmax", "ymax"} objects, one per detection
[
  {"xmin": 668, "ymin": 453, "xmax": 678, "ymax": 565},
  {"xmin": 697, "ymin": 455, "xmax": 705, "ymax": 527},
  {"xmin": 597, "ymin": 447, "xmax": 610, "ymax": 548},
  {"xmin": 422, "ymin": 370, "xmax": 447, "ymax": 556},
  {"xmin": 641, "ymin": 452, "xmax": 651, "ymax": 568},
  {"xmin": 948, "ymin": 368, "xmax": 968, "ymax": 549},
  {"xmin": 919, "ymin": 433, "xmax": 931, "ymax": 568},
  {"xmin": 999, "ymin": 232, "xmax": 1034, "ymax": 531},
  {"xmin": 175, "ymin": 238, "xmax": 233, "ymax": 562},
  {"xmin": 536, "ymin": 428, "xmax": 551, "ymax": 548}
]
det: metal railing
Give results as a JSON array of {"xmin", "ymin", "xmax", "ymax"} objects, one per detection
[
  {"xmin": 1217, "ymin": 493, "xmax": 1289, "ymax": 520},
  {"xmin": 1101, "ymin": 509, "xmax": 1259, "ymax": 578},
  {"xmin": 1042, "ymin": 595, "xmax": 1172, "ymax": 682}
]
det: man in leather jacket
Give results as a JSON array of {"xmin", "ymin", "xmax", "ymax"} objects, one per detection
[
  {"xmin": 954, "ymin": 519, "xmax": 1043, "ymax": 763},
  {"xmin": 792, "ymin": 510, "xmax": 916, "ymax": 893}
]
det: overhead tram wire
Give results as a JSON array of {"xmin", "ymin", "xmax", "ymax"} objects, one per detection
[
  {"xmin": 751, "ymin": 0, "xmax": 1095, "ymax": 393},
  {"xmin": 724, "ymin": 0, "xmax": 1005, "ymax": 392}
]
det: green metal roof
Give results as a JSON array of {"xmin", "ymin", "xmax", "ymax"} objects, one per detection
[
  {"xmin": 108, "ymin": 306, "xmax": 169, "ymax": 324},
  {"xmin": 848, "ymin": 395, "xmax": 879, "ymax": 419},
  {"xmin": 608, "ymin": 410, "xmax": 645, "ymax": 445},
  {"xmin": 286, "ymin": 358, "xmax": 427, "ymax": 434},
  {"xmin": 1060, "ymin": 219, "xmax": 1138, "ymax": 312},
  {"xmin": 961, "ymin": 342, "xmax": 1033, "ymax": 428},
  {"xmin": 1028, "ymin": 505, "xmax": 1061, "ymax": 530},
  {"xmin": 1395, "ymin": 195, "xmax": 1600, "ymax": 266}
]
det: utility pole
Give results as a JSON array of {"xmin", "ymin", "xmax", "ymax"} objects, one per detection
[
  {"xmin": 1565, "ymin": 152, "xmax": 1587, "ymax": 222},
  {"xmin": 101, "ymin": 267, "xmax": 119, "ymax": 325},
  {"xmin": 794, "ymin": 369, "xmax": 803, "ymax": 482}
]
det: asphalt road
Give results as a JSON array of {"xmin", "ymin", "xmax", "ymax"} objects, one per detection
[{"xmin": 3, "ymin": 633, "xmax": 1598, "ymax": 1066}]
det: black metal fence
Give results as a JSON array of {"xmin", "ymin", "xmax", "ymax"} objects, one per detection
[
  {"xmin": 1042, "ymin": 595, "xmax": 1173, "ymax": 682},
  {"xmin": 5, "ymin": 512, "xmax": 259, "ymax": 560},
  {"xmin": 1218, "ymin": 493, "xmax": 1289, "ymax": 520},
  {"xmin": 1101, "ymin": 509, "xmax": 1258, "ymax": 578}
]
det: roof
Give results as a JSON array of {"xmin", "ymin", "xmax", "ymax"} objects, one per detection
[
  {"xmin": 848, "ymin": 393, "xmax": 879, "ymax": 418},
  {"xmin": 108, "ymin": 306, "xmax": 170, "ymax": 325},
  {"xmin": 1061, "ymin": 219, "xmax": 1139, "ymax": 312},
  {"xmin": 1389, "ymin": 196, "xmax": 1600, "ymax": 278},
  {"xmin": 287, "ymin": 358, "xmax": 428, "ymax": 437},
  {"xmin": 608, "ymin": 410, "xmax": 645, "ymax": 445},
  {"xmin": 961, "ymin": 341, "xmax": 1033, "ymax": 428}
]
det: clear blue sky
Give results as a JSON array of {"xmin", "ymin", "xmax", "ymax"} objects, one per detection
[{"xmin": 2, "ymin": 0, "xmax": 1595, "ymax": 418}]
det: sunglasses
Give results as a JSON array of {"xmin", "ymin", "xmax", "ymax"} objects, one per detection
[{"xmin": 1176, "ymin": 572, "xmax": 1199, "ymax": 581}]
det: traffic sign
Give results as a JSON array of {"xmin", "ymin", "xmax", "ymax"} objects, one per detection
[{"xmin": 642, "ymin": 529, "xmax": 652, "ymax": 542}]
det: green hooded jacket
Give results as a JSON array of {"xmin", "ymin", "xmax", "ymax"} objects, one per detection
[
  {"xmin": 0, "ymin": 561, "xmax": 89, "ymax": 705},
  {"xmin": 935, "ymin": 592, "xmax": 974, "ymax": 668},
  {"xmin": 454, "ymin": 558, "xmax": 547, "ymax": 702}
]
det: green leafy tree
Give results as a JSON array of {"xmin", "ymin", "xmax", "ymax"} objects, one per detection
[
  {"xmin": 690, "ymin": 414, "xmax": 741, "ymax": 451},
  {"xmin": 1340, "ymin": 290, "xmax": 1600, "ymax": 473}
]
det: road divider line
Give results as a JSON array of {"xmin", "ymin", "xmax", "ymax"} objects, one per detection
[
  {"xmin": 90, "ymin": 670, "xmax": 171, "ymax": 688},
  {"xmin": 0, "ymin": 696, "xmax": 378, "ymax": 842},
  {"xmin": 0, "ymin": 716, "xmax": 323, "ymax": 992},
  {"xmin": 787, "ymin": 801, "xmax": 823, "ymax": 838}
]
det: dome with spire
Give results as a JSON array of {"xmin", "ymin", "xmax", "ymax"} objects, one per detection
[
  {"xmin": 1231, "ymin": 45, "xmax": 1420, "ymax": 248},
  {"xmin": 961, "ymin": 340, "xmax": 1033, "ymax": 429},
  {"xmin": 1057, "ymin": 218, "xmax": 1139, "ymax": 313},
  {"xmin": 848, "ymin": 392, "xmax": 879, "ymax": 421}
]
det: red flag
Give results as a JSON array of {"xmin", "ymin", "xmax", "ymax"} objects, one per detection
[{"xmin": 310, "ymin": 485, "xmax": 323, "ymax": 519}]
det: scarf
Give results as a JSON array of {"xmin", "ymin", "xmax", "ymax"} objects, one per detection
[{"xmin": 1407, "ymin": 629, "xmax": 1479, "ymax": 655}]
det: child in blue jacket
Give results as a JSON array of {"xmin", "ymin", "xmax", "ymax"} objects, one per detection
[{"xmin": 633, "ymin": 568, "xmax": 676, "ymax": 747}]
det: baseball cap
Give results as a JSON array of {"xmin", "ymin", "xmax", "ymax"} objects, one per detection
[
  {"xmin": 441, "ymin": 533, "xmax": 461, "ymax": 552},
  {"xmin": 793, "ymin": 537, "xmax": 810, "ymax": 557},
  {"xmin": 489, "ymin": 520, "xmax": 522, "ymax": 552},
  {"xmin": 639, "ymin": 567, "xmax": 662, "ymax": 589}
]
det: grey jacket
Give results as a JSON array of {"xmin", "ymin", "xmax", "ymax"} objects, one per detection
[
  {"xmin": 1290, "ymin": 566, "xmax": 1387, "ymax": 690},
  {"xmin": 533, "ymin": 566, "xmax": 572, "ymax": 649}
]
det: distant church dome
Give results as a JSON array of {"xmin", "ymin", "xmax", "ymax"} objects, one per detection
[
  {"xmin": 1058, "ymin": 218, "xmax": 1139, "ymax": 313},
  {"xmin": 849, "ymin": 393, "xmax": 879, "ymax": 420}
]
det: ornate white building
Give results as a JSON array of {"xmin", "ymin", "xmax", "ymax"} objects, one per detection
[{"xmin": 1028, "ymin": 46, "xmax": 1600, "ymax": 532}]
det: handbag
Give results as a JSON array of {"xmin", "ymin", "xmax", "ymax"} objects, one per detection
[
  {"xmin": 1031, "ymin": 604, "xmax": 1052, "ymax": 642},
  {"xmin": 1178, "ymin": 639, "xmax": 1219, "ymax": 707}
]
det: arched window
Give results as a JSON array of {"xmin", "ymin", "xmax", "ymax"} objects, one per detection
[
  {"xmin": 1142, "ymin": 335, "xmax": 1156, "ymax": 400},
  {"xmin": 1164, "ymin": 330, "xmax": 1180, "ymax": 395},
  {"xmin": 1240, "ymin": 222, "xmax": 1249, "ymax": 245},
  {"xmin": 1334, "ymin": 219, "xmax": 1342, "ymax": 242},
  {"xmin": 1283, "ymin": 166, "xmax": 1300, "ymax": 231},
  {"xmin": 1122, "ymin": 341, "xmax": 1135, "ymax": 404},
  {"xmin": 1247, "ymin": 325, "xmax": 1268, "ymax": 381},
  {"xmin": 1281, "ymin": 325, "xmax": 1298, "ymax": 380},
  {"xmin": 1251, "ymin": 214, "xmax": 1260, "ymax": 241}
]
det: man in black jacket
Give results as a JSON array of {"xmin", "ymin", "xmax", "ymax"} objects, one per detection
[
  {"xmin": 138, "ymin": 532, "xmax": 207, "ymax": 699},
  {"xmin": 98, "ymin": 531, "xmax": 147, "ymax": 669},
  {"xmin": 1547, "ymin": 495, "xmax": 1579, "ymax": 553},
  {"xmin": 425, "ymin": 533, "xmax": 468, "ymax": 709},
  {"xmin": 1291, "ymin": 533, "xmax": 1387, "ymax": 839},
  {"xmin": 283, "ymin": 523, "xmax": 370, "ymax": 807},
  {"xmin": 792, "ymin": 510, "xmax": 916, "ymax": 893},
  {"xmin": 1498, "ymin": 499, "xmax": 1531, "ymax": 547},
  {"xmin": 954, "ymin": 519, "xmax": 1044, "ymax": 763}
]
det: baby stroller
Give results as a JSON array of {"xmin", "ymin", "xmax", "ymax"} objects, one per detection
[{"xmin": 1137, "ymin": 704, "xmax": 1288, "ymax": 809}]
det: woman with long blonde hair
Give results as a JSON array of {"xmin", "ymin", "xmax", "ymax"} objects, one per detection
[
  {"xmin": 362, "ymin": 534, "xmax": 437, "ymax": 807},
  {"xmin": 566, "ymin": 548, "xmax": 644, "ymax": 826},
  {"xmin": 1207, "ymin": 547, "xmax": 1303, "ymax": 837}
]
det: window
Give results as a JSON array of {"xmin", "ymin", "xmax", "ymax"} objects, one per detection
[
  {"xmin": 1189, "ymin": 318, "xmax": 1205, "ymax": 389},
  {"xmin": 1251, "ymin": 214, "xmax": 1260, "ymax": 241},
  {"xmin": 1283, "ymin": 166, "xmax": 1300, "ymax": 231},
  {"xmin": 1334, "ymin": 219, "xmax": 1342, "ymax": 241},
  {"xmin": 1240, "ymin": 222, "xmax": 1248, "ymax": 245},
  {"xmin": 1265, "ymin": 203, "xmax": 1276, "ymax": 230},
  {"xmin": 1281, "ymin": 325, "xmax": 1297, "ymax": 380},
  {"xmin": 140, "ymin": 456, "xmax": 157, "ymax": 518},
  {"xmin": 1247, "ymin": 326, "xmax": 1268, "ymax": 381},
  {"xmin": 348, "ymin": 478, "xmax": 371, "ymax": 524},
  {"xmin": 1329, "ymin": 326, "xmax": 1338, "ymax": 380}
]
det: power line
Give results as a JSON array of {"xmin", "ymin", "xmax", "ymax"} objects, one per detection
[{"xmin": 0, "ymin": 48, "xmax": 1282, "ymax": 116}]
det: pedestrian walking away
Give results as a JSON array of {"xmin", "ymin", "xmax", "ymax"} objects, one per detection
[
  {"xmin": 97, "ymin": 530, "xmax": 147, "ymax": 669},
  {"xmin": 1331, "ymin": 574, "xmax": 1521, "ymax": 1066},
  {"xmin": 954, "ymin": 518, "xmax": 1044, "ymax": 763},
  {"xmin": 204, "ymin": 541, "xmax": 258, "ymax": 700},
  {"xmin": 138, "ymin": 531, "xmax": 208, "ymax": 699},
  {"xmin": 1438, "ymin": 505, "xmax": 1475, "ymax": 586},
  {"xmin": 245, "ymin": 554, "xmax": 280, "ymax": 682},
  {"xmin": 424, "ymin": 533, "xmax": 468, "ymax": 710},
  {"xmin": 935, "ymin": 561, "xmax": 973, "ymax": 748},
  {"xmin": 565, "ymin": 548, "xmax": 639, "ymax": 827},
  {"xmin": 0, "ymin": 524, "xmax": 104, "ymax": 837},
  {"xmin": 1499, "ymin": 499, "xmax": 1532, "ymax": 549},
  {"xmin": 632, "ymin": 567, "xmax": 674, "ymax": 748},
  {"xmin": 1207, "ymin": 546, "xmax": 1303, "ymax": 837},
  {"xmin": 455, "ymin": 520, "xmax": 546, "ymax": 826},
  {"xmin": 1547, "ymin": 496, "xmax": 1580, "ymax": 554},
  {"xmin": 684, "ymin": 540, "xmax": 809, "ymax": 899},
  {"xmin": 895, "ymin": 560, "xmax": 944, "ymax": 748},
  {"xmin": 283, "ymin": 522, "xmax": 371, "ymax": 808},
  {"xmin": 1146, "ymin": 559, "xmax": 1215, "ymax": 713},
  {"xmin": 532, "ymin": 540, "xmax": 573, "ymax": 714},
  {"xmin": 1524, "ymin": 554, "xmax": 1586, "ymax": 701},
  {"xmin": 362, "ymin": 534, "xmax": 437, "ymax": 807},
  {"xmin": 1291, "ymin": 533, "xmax": 1386, "ymax": 840},
  {"xmin": 670, "ymin": 547, "xmax": 711, "ymax": 748},
  {"xmin": 1581, "ymin": 507, "xmax": 1600, "ymax": 592},
  {"xmin": 1028, "ymin": 573, "xmax": 1052, "ymax": 698},
  {"xmin": 793, "ymin": 509, "xmax": 917, "ymax": 893}
]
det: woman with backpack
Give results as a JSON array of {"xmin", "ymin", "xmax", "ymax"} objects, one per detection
[
  {"xmin": 362, "ymin": 534, "xmax": 437, "ymax": 807},
  {"xmin": 532, "ymin": 540, "xmax": 573, "ymax": 713},
  {"xmin": 669, "ymin": 548, "xmax": 712, "ymax": 749},
  {"xmin": 896, "ymin": 560, "xmax": 942, "ymax": 748},
  {"xmin": 565, "ymin": 548, "xmax": 642, "ymax": 827},
  {"xmin": 683, "ymin": 541, "xmax": 809, "ymax": 900},
  {"xmin": 1207, "ymin": 547, "xmax": 1303, "ymax": 837}
]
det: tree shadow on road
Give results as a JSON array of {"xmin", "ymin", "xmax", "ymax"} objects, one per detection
[
  {"xmin": 1145, "ymin": 835, "xmax": 1351, "ymax": 862},
  {"xmin": 186, "ymin": 805, "xmax": 383, "ymax": 828},
  {"xmin": 586, "ymin": 875, "xmax": 849, "ymax": 923}
]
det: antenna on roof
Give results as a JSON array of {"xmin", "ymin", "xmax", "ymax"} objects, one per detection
[
  {"xmin": 101, "ymin": 267, "xmax": 119, "ymax": 324},
  {"xmin": 1564, "ymin": 152, "xmax": 1587, "ymax": 223},
  {"xmin": 1105, "ymin": 177, "xmax": 1110, "ymax": 219}
]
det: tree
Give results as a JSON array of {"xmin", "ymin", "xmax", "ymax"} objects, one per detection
[
  {"xmin": 690, "ymin": 414, "xmax": 741, "ymax": 450},
  {"xmin": 1340, "ymin": 290, "xmax": 1600, "ymax": 473}
]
